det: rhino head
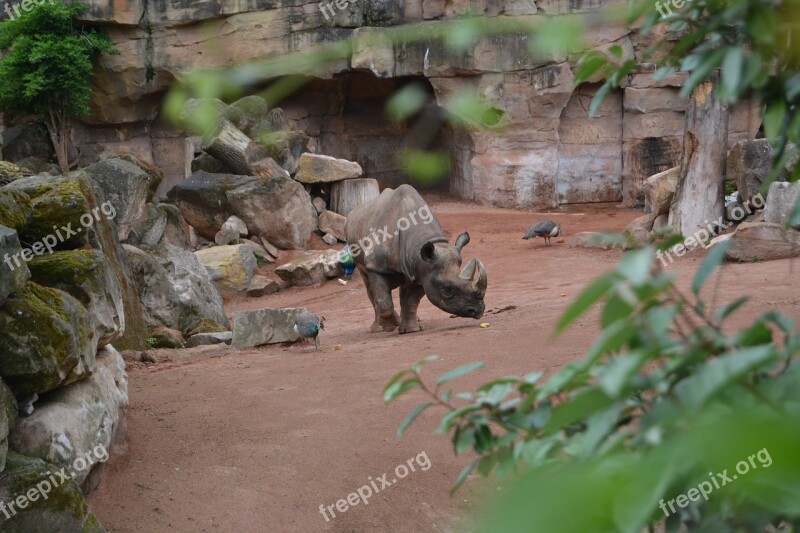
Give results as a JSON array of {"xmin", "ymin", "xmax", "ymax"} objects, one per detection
[{"xmin": 418, "ymin": 232, "xmax": 487, "ymax": 319}]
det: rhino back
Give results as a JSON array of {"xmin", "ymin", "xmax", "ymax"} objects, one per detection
[{"xmin": 345, "ymin": 185, "xmax": 445, "ymax": 280}]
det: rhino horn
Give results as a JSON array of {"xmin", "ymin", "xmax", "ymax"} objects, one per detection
[{"xmin": 459, "ymin": 258, "xmax": 487, "ymax": 294}]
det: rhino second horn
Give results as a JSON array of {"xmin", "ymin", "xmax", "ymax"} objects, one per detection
[
  {"xmin": 459, "ymin": 258, "xmax": 488, "ymax": 293},
  {"xmin": 455, "ymin": 232, "xmax": 470, "ymax": 251}
]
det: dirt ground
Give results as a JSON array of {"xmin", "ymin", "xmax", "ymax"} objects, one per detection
[{"xmin": 87, "ymin": 196, "xmax": 800, "ymax": 532}]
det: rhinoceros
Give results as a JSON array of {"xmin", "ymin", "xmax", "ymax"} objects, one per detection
[{"xmin": 344, "ymin": 184, "xmax": 487, "ymax": 334}]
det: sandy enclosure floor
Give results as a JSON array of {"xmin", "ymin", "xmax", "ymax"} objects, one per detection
[{"xmin": 87, "ymin": 196, "xmax": 800, "ymax": 532}]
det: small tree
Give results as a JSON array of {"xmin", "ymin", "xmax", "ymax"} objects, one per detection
[{"xmin": 0, "ymin": 1, "xmax": 117, "ymax": 174}]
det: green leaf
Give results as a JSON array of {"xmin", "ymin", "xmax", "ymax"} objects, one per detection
[
  {"xmin": 397, "ymin": 402, "xmax": 432, "ymax": 436},
  {"xmin": 679, "ymin": 48, "xmax": 726, "ymax": 99},
  {"xmin": 398, "ymin": 149, "xmax": 451, "ymax": 186},
  {"xmin": 589, "ymin": 81, "xmax": 612, "ymax": 117},
  {"xmin": 616, "ymin": 247, "xmax": 653, "ymax": 286},
  {"xmin": 455, "ymin": 426, "xmax": 476, "ymax": 454},
  {"xmin": 763, "ymin": 100, "xmax": 787, "ymax": 146},
  {"xmin": 383, "ymin": 377, "xmax": 420, "ymax": 403},
  {"xmin": 450, "ymin": 459, "xmax": 478, "ymax": 495},
  {"xmin": 714, "ymin": 296, "xmax": 750, "ymax": 321},
  {"xmin": 436, "ymin": 362, "xmax": 485, "ymax": 387},
  {"xmin": 598, "ymin": 351, "xmax": 647, "ymax": 398},
  {"xmin": 674, "ymin": 345, "xmax": 778, "ymax": 410},
  {"xmin": 556, "ymin": 273, "xmax": 616, "ymax": 334},
  {"xmin": 692, "ymin": 240, "xmax": 732, "ymax": 295},
  {"xmin": 411, "ymin": 355, "xmax": 439, "ymax": 374},
  {"xmin": 386, "ymin": 83, "xmax": 429, "ymax": 121},
  {"xmin": 720, "ymin": 47, "xmax": 743, "ymax": 100}
]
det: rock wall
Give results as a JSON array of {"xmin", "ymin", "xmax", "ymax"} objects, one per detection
[{"xmin": 11, "ymin": 0, "xmax": 764, "ymax": 207}]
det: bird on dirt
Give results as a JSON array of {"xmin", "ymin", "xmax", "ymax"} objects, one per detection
[
  {"xmin": 523, "ymin": 220, "xmax": 561, "ymax": 245},
  {"xmin": 294, "ymin": 312, "xmax": 325, "ymax": 351}
]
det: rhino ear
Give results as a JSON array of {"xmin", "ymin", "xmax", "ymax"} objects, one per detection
[
  {"xmin": 455, "ymin": 232, "xmax": 470, "ymax": 252},
  {"xmin": 421, "ymin": 241, "xmax": 437, "ymax": 263}
]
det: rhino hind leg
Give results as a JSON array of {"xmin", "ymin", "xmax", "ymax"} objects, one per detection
[
  {"xmin": 399, "ymin": 284, "xmax": 425, "ymax": 334},
  {"xmin": 361, "ymin": 269, "xmax": 400, "ymax": 332}
]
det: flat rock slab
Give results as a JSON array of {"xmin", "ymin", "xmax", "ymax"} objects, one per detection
[
  {"xmin": 293, "ymin": 154, "xmax": 362, "ymax": 184},
  {"xmin": 232, "ymin": 307, "xmax": 306, "ymax": 349},
  {"xmin": 185, "ymin": 331, "xmax": 233, "ymax": 348},
  {"xmin": 726, "ymin": 222, "xmax": 800, "ymax": 262},
  {"xmin": 247, "ymin": 275, "xmax": 281, "ymax": 297},
  {"xmin": 274, "ymin": 250, "xmax": 344, "ymax": 286}
]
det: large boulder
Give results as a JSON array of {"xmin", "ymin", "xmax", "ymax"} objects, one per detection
[
  {"xmin": 0, "ymin": 225, "xmax": 31, "ymax": 306},
  {"xmin": 6, "ymin": 177, "xmax": 90, "ymax": 250},
  {"xmin": 83, "ymin": 158, "xmax": 158, "ymax": 241},
  {"xmin": 0, "ymin": 123, "xmax": 54, "ymax": 163},
  {"xmin": 0, "ymin": 452, "xmax": 104, "ymax": 531},
  {"xmin": 642, "ymin": 166, "xmax": 679, "ymax": 217},
  {"xmin": 726, "ymin": 222, "xmax": 800, "ymax": 262},
  {"xmin": 294, "ymin": 153, "xmax": 362, "ymax": 184},
  {"xmin": 225, "ymin": 95, "xmax": 272, "ymax": 139},
  {"xmin": 124, "ymin": 243, "xmax": 229, "ymax": 335},
  {"xmin": 27, "ymin": 250, "xmax": 125, "ymax": 348},
  {"xmin": 275, "ymin": 250, "xmax": 345, "ymax": 286},
  {"xmin": 125, "ymin": 202, "xmax": 190, "ymax": 248},
  {"xmin": 168, "ymin": 171, "xmax": 317, "ymax": 249},
  {"xmin": 0, "ymin": 378, "xmax": 17, "ymax": 473},
  {"xmin": 194, "ymin": 244, "xmax": 257, "ymax": 292},
  {"xmin": 726, "ymin": 139, "xmax": 776, "ymax": 203},
  {"xmin": 764, "ymin": 181, "xmax": 800, "ymax": 230},
  {"xmin": 232, "ymin": 307, "xmax": 306, "ymax": 348},
  {"xmin": 9, "ymin": 346, "xmax": 127, "ymax": 493},
  {"xmin": 0, "ymin": 282, "xmax": 97, "ymax": 396},
  {"xmin": 225, "ymin": 175, "xmax": 317, "ymax": 249}
]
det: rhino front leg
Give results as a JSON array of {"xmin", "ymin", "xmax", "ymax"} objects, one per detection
[
  {"xmin": 362, "ymin": 270, "xmax": 400, "ymax": 332},
  {"xmin": 399, "ymin": 283, "xmax": 425, "ymax": 334}
]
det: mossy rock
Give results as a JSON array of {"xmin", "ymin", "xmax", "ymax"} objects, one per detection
[
  {"xmin": 0, "ymin": 452, "xmax": 105, "ymax": 532},
  {"xmin": 149, "ymin": 325, "xmax": 185, "ymax": 348},
  {"xmin": 0, "ymin": 161, "xmax": 32, "ymax": 186},
  {"xmin": 15, "ymin": 180, "xmax": 90, "ymax": 250},
  {"xmin": 0, "ymin": 282, "xmax": 97, "ymax": 395},
  {"xmin": 28, "ymin": 250, "xmax": 125, "ymax": 347},
  {"xmin": 0, "ymin": 189, "xmax": 32, "ymax": 231}
]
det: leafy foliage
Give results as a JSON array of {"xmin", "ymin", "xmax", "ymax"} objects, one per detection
[
  {"xmin": 574, "ymin": 0, "xmax": 800, "ymax": 184},
  {"xmin": 0, "ymin": 1, "xmax": 117, "ymax": 172},
  {"xmin": 387, "ymin": 240, "xmax": 800, "ymax": 530}
]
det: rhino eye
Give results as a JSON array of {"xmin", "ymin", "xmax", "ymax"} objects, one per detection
[{"xmin": 441, "ymin": 286, "xmax": 455, "ymax": 298}]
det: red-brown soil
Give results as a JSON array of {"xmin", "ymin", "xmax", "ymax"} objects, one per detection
[{"xmin": 87, "ymin": 197, "xmax": 800, "ymax": 532}]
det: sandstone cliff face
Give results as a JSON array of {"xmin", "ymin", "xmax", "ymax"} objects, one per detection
[{"xmin": 73, "ymin": 0, "xmax": 760, "ymax": 207}]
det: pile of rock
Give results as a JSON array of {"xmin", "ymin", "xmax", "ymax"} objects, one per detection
[
  {"xmin": 168, "ymin": 98, "xmax": 381, "ymax": 294},
  {"xmin": 611, "ymin": 139, "xmax": 800, "ymax": 260},
  {"xmin": 0, "ymin": 163, "xmax": 131, "ymax": 529}
]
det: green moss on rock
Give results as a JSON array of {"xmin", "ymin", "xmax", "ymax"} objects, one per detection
[
  {"xmin": 0, "ymin": 452, "xmax": 105, "ymax": 532},
  {"xmin": 21, "ymin": 180, "xmax": 89, "ymax": 250},
  {"xmin": 27, "ymin": 250, "xmax": 99, "ymax": 286},
  {"xmin": 0, "ymin": 189, "xmax": 32, "ymax": 231},
  {"xmin": 0, "ymin": 282, "xmax": 96, "ymax": 395},
  {"xmin": 0, "ymin": 161, "xmax": 32, "ymax": 186}
]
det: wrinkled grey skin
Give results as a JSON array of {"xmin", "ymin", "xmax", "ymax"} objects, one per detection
[{"xmin": 345, "ymin": 184, "xmax": 487, "ymax": 334}]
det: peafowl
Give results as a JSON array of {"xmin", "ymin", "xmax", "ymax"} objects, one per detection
[
  {"xmin": 523, "ymin": 220, "xmax": 561, "ymax": 246},
  {"xmin": 294, "ymin": 312, "xmax": 325, "ymax": 351},
  {"xmin": 340, "ymin": 244, "xmax": 356, "ymax": 279}
]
